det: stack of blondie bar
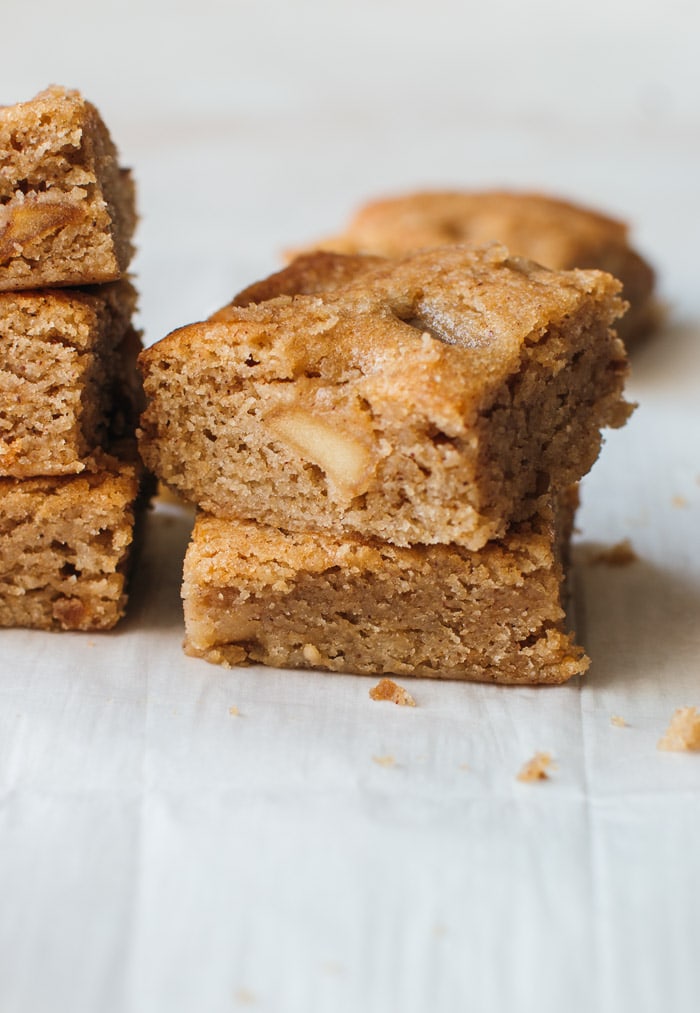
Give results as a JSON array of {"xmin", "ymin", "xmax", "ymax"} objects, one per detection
[
  {"xmin": 139, "ymin": 243, "xmax": 633, "ymax": 684},
  {"xmin": 0, "ymin": 87, "xmax": 144, "ymax": 631}
]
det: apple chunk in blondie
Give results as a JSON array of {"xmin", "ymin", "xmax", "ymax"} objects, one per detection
[{"xmin": 139, "ymin": 245, "xmax": 631, "ymax": 548}]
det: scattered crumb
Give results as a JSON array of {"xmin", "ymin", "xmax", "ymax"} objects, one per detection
[
  {"xmin": 657, "ymin": 707, "xmax": 700, "ymax": 752},
  {"xmin": 369, "ymin": 677, "xmax": 416, "ymax": 707},
  {"xmin": 517, "ymin": 752, "xmax": 555, "ymax": 782},
  {"xmin": 302, "ymin": 643, "xmax": 322, "ymax": 665},
  {"xmin": 228, "ymin": 705, "xmax": 241, "ymax": 717},
  {"xmin": 233, "ymin": 988, "xmax": 257, "ymax": 1005},
  {"xmin": 372, "ymin": 754, "xmax": 396, "ymax": 768},
  {"xmin": 458, "ymin": 763, "xmax": 470, "ymax": 771},
  {"xmin": 671, "ymin": 495, "xmax": 689, "ymax": 509},
  {"xmin": 87, "ymin": 640, "xmax": 96, "ymax": 647},
  {"xmin": 592, "ymin": 539, "xmax": 638, "ymax": 566},
  {"xmin": 611, "ymin": 714, "xmax": 627, "ymax": 728}
]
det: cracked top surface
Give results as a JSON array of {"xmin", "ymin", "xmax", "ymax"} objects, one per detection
[
  {"xmin": 292, "ymin": 190, "xmax": 655, "ymax": 343},
  {"xmin": 170, "ymin": 244, "xmax": 627, "ymax": 426}
]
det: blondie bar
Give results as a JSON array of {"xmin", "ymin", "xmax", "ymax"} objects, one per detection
[
  {"xmin": 0, "ymin": 282, "xmax": 139, "ymax": 476},
  {"xmin": 0, "ymin": 453, "xmax": 144, "ymax": 630},
  {"xmin": 300, "ymin": 191, "xmax": 655, "ymax": 342},
  {"xmin": 140, "ymin": 245, "xmax": 631, "ymax": 549},
  {"xmin": 182, "ymin": 495, "xmax": 587, "ymax": 684},
  {"xmin": 0, "ymin": 86, "xmax": 136, "ymax": 290}
]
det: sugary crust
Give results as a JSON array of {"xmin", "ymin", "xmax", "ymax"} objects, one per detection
[
  {"xmin": 0, "ymin": 86, "xmax": 136, "ymax": 290},
  {"xmin": 230, "ymin": 251, "xmax": 386, "ymax": 307},
  {"xmin": 0, "ymin": 452, "xmax": 145, "ymax": 630},
  {"xmin": 298, "ymin": 190, "xmax": 655, "ymax": 343},
  {"xmin": 0, "ymin": 281, "xmax": 140, "ymax": 476},
  {"xmin": 181, "ymin": 502, "xmax": 589, "ymax": 684},
  {"xmin": 140, "ymin": 245, "xmax": 631, "ymax": 549}
]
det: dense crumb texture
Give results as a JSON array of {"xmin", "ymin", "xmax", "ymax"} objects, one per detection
[
  {"xmin": 0, "ymin": 282, "xmax": 139, "ymax": 476},
  {"xmin": 516, "ymin": 752, "xmax": 555, "ymax": 781},
  {"xmin": 657, "ymin": 707, "xmax": 700, "ymax": 752},
  {"xmin": 369, "ymin": 678, "xmax": 416, "ymax": 706},
  {"xmin": 0, "ymin": 454, "xmax": 143, "ymax": 630},
  {"xmin": 0, "ymin": 86, "xmax": 136, "ymax": 290},
  {"xmin": 181, "ymin": 502, "xmax": 589, "ymax": 684},
  {"xmin": 140, "ymin": 245, "xmax": 632, "ymax": 549},
  {"xmin": 299, "ymin": 190, "xmax": 656, "ymax": 342}
]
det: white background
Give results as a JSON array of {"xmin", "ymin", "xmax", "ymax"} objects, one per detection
[{"xmin": 1, "ymin": 2, "xmax": 699, "ymax": 1011}]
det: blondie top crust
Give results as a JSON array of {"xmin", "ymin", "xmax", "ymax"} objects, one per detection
[
  {"xmin": 0, "ymin": 452, "xmax": 144, "ymax": 630},
  {"xmin": 232, "ymin": 251, "xmax": 385, "ymax": 307},
  {"xmin": 0, "ymin": 86, "xmax": 136, "ymax": 290},
  {"xmin": 299, "ymin": 191, "xmax": 655, "ymax": 343},
  {"xmin": 140, "ymin": 245, "xmax": 631, "ymax": 549},
  {"xmin": 182, "ymin": 496, "xmax": 587, "ymax": 684},
  {"xmin": 0, "ymin": 281, "xmax": 140, "ymax": 477}
]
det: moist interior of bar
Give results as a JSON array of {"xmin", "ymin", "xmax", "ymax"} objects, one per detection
[
  {"xmin": 140, "ymin": 277, "xmax": 628, "ymax": 548},
  {"xmin": 182, "ymin": 510, "xmax": 589, "ymax": 684}
]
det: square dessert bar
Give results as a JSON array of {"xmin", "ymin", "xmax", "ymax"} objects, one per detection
[
  {"xmin": 139, "ymin": 245, "xmax": 632, "ymax": 549},
  {"xmin": 299, "ymin": 190, "xmax": 656, "ymax": 343},
  {"xmin": 0, "ymin": 86, "xmax": 136, "ymax": 290},
  {"xmin": 0, "ymin": 281, "xmax": 140, "ymax": 476},
  {"xmin": 0, "ymin": 453, "xmax": 144, "ymax": 630},
  {"xmin": 182, "ymin": 492, "xmax": 587, "ymax": 684}
]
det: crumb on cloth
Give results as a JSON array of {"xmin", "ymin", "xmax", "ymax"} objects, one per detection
[
  {"xmin": 657, "ymin": 707, "xmax": 700, "ymax": 752},
  {"xmin": 517, "ymin": 752, "xmax": 555, "ymax": 782},
  {"xmin": 611, "ymin": 714, "xmax": 627, "ymax": 727},
  {"xmin": 372, "ymin": 754, "xmax": 396, "ymax": 768},
  {"xmin": 369, "ymin": 678, "xmax": 416, "ymax": 706},
  {"xmin": 671, "ymin": 495, "xmax": 689, "ymax": 509},
  {"xmin": 592, "ymin": 539, "xmax": 638, "ymax": 566},
  {"xmin": 228, "ymin": 705, "xmax": 241, "ymax": 717}
]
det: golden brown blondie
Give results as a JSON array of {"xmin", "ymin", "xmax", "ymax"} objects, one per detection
[
  {"xmin": 0, "ymin": 453, "xmax": 144, "ymax": 630},
  {"xmin": 0, "ymin": 282, "xmax": 139, "ymax": 476},
  {"xmin": 0, "ymin": 86, "xmax": 136, "ymax": 290},
  {"xmin": 140, "ymin": 245, "xmax": 631, "ymax": 549},
  {"xmin": 182, "ymin": 497, "xmax": 587, "ymax": 684},
  {"xmin": 299, "ymin": 190, "xmax": 655, "ymax": 342}
]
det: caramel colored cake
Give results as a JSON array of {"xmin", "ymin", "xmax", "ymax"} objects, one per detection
[
  {"xmin": 232, "ymin": 251, "xmax": 385, "ymax": 307},
  {"xmin": 0, "ymin": 454, "xmax": 144, "ymax": 630},
  {"xmin": 299, "ymin": 191, "xmax": 655, "ymax": 342},
  {"xmin": 182, "ymin": 496, "xmax": 588, "ymax": 684},
  {"xmin": 140, "ymin": 245, "xmax": 631, "ymax": 550},
  {"xmin": 0, "ymin": 86, "xmax": 136, "ymax": 291},
  {"xmin": 0, "ymin": 282, "xmax": 138, "ymax": 476}
]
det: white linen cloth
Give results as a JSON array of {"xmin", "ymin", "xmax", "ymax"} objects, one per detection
[{"xmin": 1, "ymin": 1, "xmax": 699, "ymax": 1009}]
